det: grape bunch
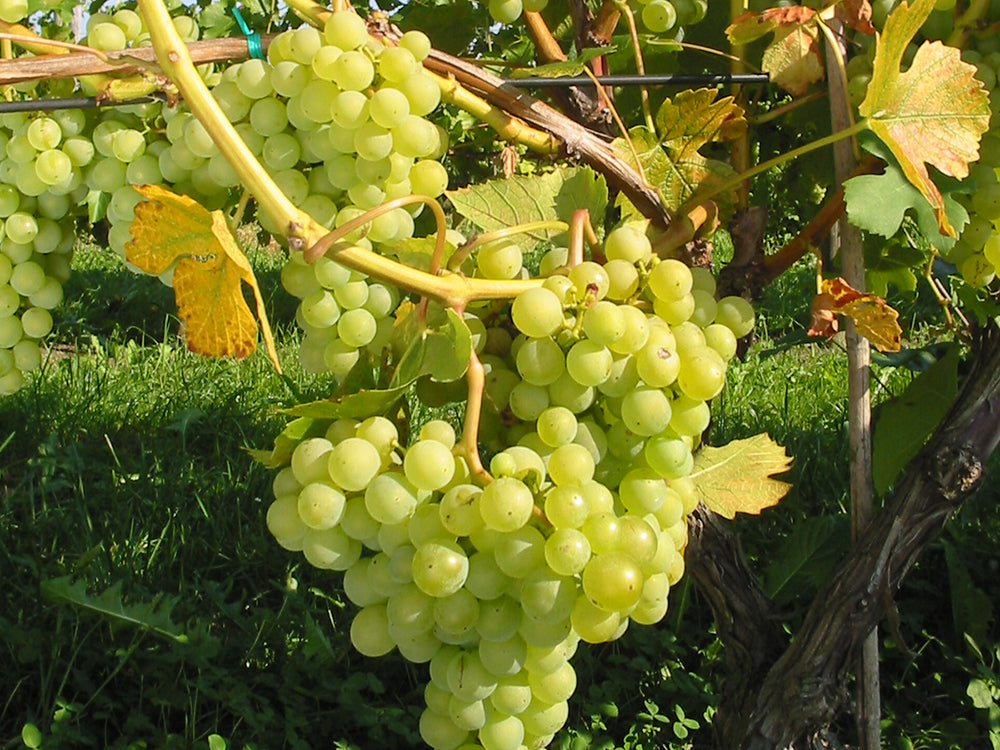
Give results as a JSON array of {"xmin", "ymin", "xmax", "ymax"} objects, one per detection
[
  {"xmin": 0, "ymin": 111, "xmax": 81, "ymax": 394},
  {"xmin": 263, "ymin": 222, "xmax": 754, "ymax": 750}
]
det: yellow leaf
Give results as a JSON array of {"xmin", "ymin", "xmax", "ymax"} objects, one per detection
[
  {"xmin": 125, "ymin": 185, "xmax": 281, "ymax": 371},
  {"xmin": 726, "ymin": 7, "xmax": 824, "ymax": 95},
  {"xmin": 690, "ymin": 434, "xmax": 793, "ymax": 519},
  {"xmin": 808, "ymin": 277, "xmax": 902, "ymax": 352},
  {"xmin": 860, "ymin": 0, "xmax": 990, "ymax": 237}
]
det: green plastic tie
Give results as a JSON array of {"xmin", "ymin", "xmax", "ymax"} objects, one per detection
[{"xmin": 232, "ymin": 7, "xmax": 264, "ymax": 60}]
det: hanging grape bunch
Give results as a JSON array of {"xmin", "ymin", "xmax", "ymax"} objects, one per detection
[{"xmin": 265, "ymin": 214, "xmax": 754, "ymax": 749}]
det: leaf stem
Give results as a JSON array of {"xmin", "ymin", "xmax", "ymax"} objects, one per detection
[
  {"xmin": 447, "ymin": 220, "xmax": 569, "ymax": 272},
  {"xmin": 681, "ymin": 119, "xmax": 870, "ymax": 214}
]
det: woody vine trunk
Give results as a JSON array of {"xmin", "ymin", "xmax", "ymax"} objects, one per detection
[{"xmin": 687, "ymin": 323, "xmax": 1000, "ymax": 749}]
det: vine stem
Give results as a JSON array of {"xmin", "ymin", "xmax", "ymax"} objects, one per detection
[
  {"xmin": 136, "ymin": 0, "xmax": 543, "ymax": 310},
  {"xmin": 612, "ymin": 0, "xmax": 655, "ymax": 133},
  {"xmin": 458, "ymin": 348, "xmax": 491, "ymax": 486},
  {"xmin": 680, "ymin": 119, "xmax": 870, "ymax": 215}
]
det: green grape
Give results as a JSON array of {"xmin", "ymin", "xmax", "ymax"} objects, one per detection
[
  {"xmin": 676, "ymin": 347, "xmax": 727, "ymax": 401},
  {"xmin": 489, "ymin": 0, "xmax": 524, "ymax": 23},
  {"xmin": 491, "ymin": 674, "xmax": 533, "ymax": 715},
  {"xmin": 88, "ymin": 22, "xmax": 128, "ymax": 51},
  {"xmin": 324, "ymin": 10, "xmax": 368, "ymax": 49},
  {"xmin": 568, "ymin": 261, "xmax": 610, "ymax": 300},
  {"xmin": 0, "ymin": 316, "xmax": 23, "ymax": 348},
  {"xmin": 536, "ymin": 406, "xmax": 578, "ymax": 448},
  {"xmin": 20, "ymin": 306, "xmax": 53, "ymax": 338},
  {"xmin": 412, "ymin": 539, "xmax": 469, "ymax": 597},
  {"xmin": 266, "ymin": 495, "xmax": 309, "ymax": 550},
  {"xmin": 262, "ymin": 132, "xmax": 301, "ymax": 171},
  {"xmin": 351, "ymin": 604, "xmax": 395, "ymax": 656},
  {"xmin": 546, "ymin": 443, "xmax": 595, "ymax": 487},
  {"xmin": 478, "ymin": 241, "xmax": 523, "ymax": 280},
  {"xmin": 544, "ymin": 528, "xmax": 591, "ymax": 575},
  {"xmin": 479, "ymin": 476, "xmax": 534, "ymax": 532},
  {"xmin": 392, "ymin": 115, "xmax": 439, "ymax": 158},
  {"xmin": 564, "ymin": 340, "xmax": 612, "ymax": 387},
  {"xmin": 515, "ymin": 337, "xmax": 565, "ymax": 386},
  {"xmin": 290, "ymin": 436, "xmax": 334, "ymax": 484},
  {"xmin": 642, "ymin": 0, "xmax": 678, "ymax": 32},
  {"xmin": 581, "ymin": 511, "xmax": 623, "ymax": 554},
  {"xmin": 365, "ymin": 472, "xmax": 418, "ymax": 524},
  {"xmin": 297, "ymin": 481, "xmax": 347, "ymax": 529},
  {"xmin": 604, "ymin": 259, "xmax": 640, "ymax": 301},
  {"xmin": 9, "ymin": 261, "xmax": 45, "ymax": 296},
  {"xmin": 582, "ymin": 552, "xmax": 643, "ymax": 612},
  {"xmin": 644, "ymin": 433, "xmax": 693, "ymax": 479},
  {"xmin": 570, "ymin": 596, "xmax": 621, "ymax": 644},
  {"xmin": 714, "ymin": 295, "xmax": 755, "ymax": 337},
  {"xmin": 410, "ymin": 159, "xmax": 449, "ymax": 197},
  {"xmin": 332, "ymin": 50, "xmax": 376, "ymax": 91},
  {"xmin": 635, "ymin": 330, "xmax": 681, "ymax": 387},
  {"xmin": 12, "ymin": 337, "xmax": 41, "ymax": 373},
  {"xmin": 249, "ymin": 97, "xmax": 288, "ymax": 137},
  {"xmin": 648, "ymin": 258, "xmax": 693, "ymax": 300},
  {"xmin": 399, "ymin": 72, "xmax": 442, "ymax": 116},
  {"xmin": 405, "ymin": 439, "xmax": 457, "ymax": 491},
  {"xmin": 435, "ymin": 588, "xmax": 481, "ymax": 636},
  {"xmin": 479, "ymin": 713, "xmax": 524, "ymax": 750},
  {"xmin": 0, "ymin": 0, "xmax": 27, "ymax": 23},
  {"xmin": 669, "ymin": 394, "xmax": 711, "ymax": 436},
  {"xmin": 465, "ymin": 551, "xmax": 512, "ymax": 600},
  {"xmin": 33, "ymin": 150, "xmax": 72, "ymax": 186},
  {"xmin": 379, "ymin": 46, "xmax": 420, "ymax": 83},
  {"xmin": 236, "ymin": 58, "xmax": 273, "ymax": 99},
  {"xmin": 328, "ymin": 436, "xmax": 382, "ymax": 491},
  {"xmin": 616, "ymin": 515, "xmax": 658, "ymax": 564},
  {"xmin": 543, "ymin": 485, "xmax": 589, "ymax": 528},
  {"xmin": 494, "ymin": 526, "xmax": 546, "ymax": 579},
  {"xmin": 26, "ymin": 117, "xmax": 62, "ymax": 151},
  {"xmin": 621, "ymin": 386, "xmax": 672, "ymax": 436}
]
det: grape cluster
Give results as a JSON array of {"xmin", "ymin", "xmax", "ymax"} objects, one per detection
[
  {"xmin": 0, "ymin": 111, "xmax": 79, "ymax": 394},
  {"xmin": 630, "ymin": 0, "xmax": 709, "ymax": 36},
  {"xmin": 265, "ymin": 223, "xmax": 754, "ymax": 750}
]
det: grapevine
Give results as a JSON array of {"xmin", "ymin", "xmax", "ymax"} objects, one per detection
[{"xmin": 0, "ymin": 0, "xmax": 995, "ymax": 746}]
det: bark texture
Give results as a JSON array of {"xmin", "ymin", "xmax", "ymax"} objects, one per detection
[{"xmin": 687, "ymin": 325, "xmax": 1000, "ymax": 749}]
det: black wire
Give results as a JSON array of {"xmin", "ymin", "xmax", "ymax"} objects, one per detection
[
  {"xmin": 0, "ymin": 95, "xmax": 161, "ymax": 113},
  {"xmin": 0, "ymin": 72, "xmax": 768, "ymax": 114},
  {"xmin": 505, "ymin": 73, "xmax": 769, "ymax": 87}
]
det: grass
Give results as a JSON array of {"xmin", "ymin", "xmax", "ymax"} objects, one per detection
[{"xmin": 1, "ymin": 244, "xmax": 997, "ymax": 750}]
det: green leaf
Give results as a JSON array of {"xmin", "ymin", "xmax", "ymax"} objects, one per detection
[
  {"xmin": 21, "ymin": 724, "xmax": 42, "ymax": 749},
  {"xmin": 446, "ymin": 166, "xmax": 608, "ymax": 243},
  {"xmin": 763, "ymin": 515, "xmax": 850, "ymax": 604},
  {"xmin": 872, "ymin": 345, "xmax": 958, "ymax": 494},
  {"xmin": 845, "ymin": 137, "xmax": 969, "ymax": 250},
  {"xmin": 247, "ymin": 416, "xmax": 325, "ymax": 468},
  {"xmin": 943, "ymin": 538, "xmax": 994, "ymax": 645},
  {"xmin": 41, "ymin": 576, "xmax": 189, "ymax": 643},
  {"xmin": 968, "ymin": 678, "xmax": 995, "ymax": 710},
  {"xmin": 390, "ymin": 308, "xmax": 472, "ymax": 388},
  {"xmin": 510, "ymin": 46, "xmax": 615, "ymax": 79},
  {"xmin": 207, "ymin": 735, "xmax": 228, "ymax": 750},
  {"xmin": 690, "ymin": 434, "xmax": 792, "ymax": 519},
  {"xmin": 285, "ymin": 387, "xmax": 410, "ymax": 421},
  {"xmin": 87, "ymin": 189, "xmax": 109, "ymax": 225}
]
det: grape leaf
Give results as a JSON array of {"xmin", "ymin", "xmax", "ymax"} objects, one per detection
[
  {"xmin": 286, "ymin": 387, "xmax": 410, "ymax": 420},
  {"xmin": 763, "ymin": 515, "xmax": 850, "ymax": 605},
  {"xmin": 690, "ymin": 434, "xmax": 792, "ymax": 519},
  {"xmin": 844, "ymin": 162, "xmax": 968, "ymax": 251},
  {"xmin": 247, "ymin": 416, "xmax": 328, "ymax": 468},
  {"xmin": 126, "ymin": 185, "xmax": 280, "ymax": 371},
  {"xmin": 612, "ymin": 89, "xmax": 744, "ymax": 217},
  {"xmin": 41, "ymin": 576, "xmax": 189, "ymax": 643},
  {"xmin": 859, "ymin": 0, "xmax": 990, "ymax": 238},
  {"xmin": 446, "ymin": 166, "xmax": 607, "ymax": 243},
  {"xmin": 872, "ymin": 345, "xmax": 958, "ymax": 494},
  {"xmin": 726, "ymin": 7, "xmax": 824, "ymax": 95},
  {"xmin": 390, "ymin": 307, "xmax": 472, "ymax": 388},
  {"xmin": 808, "ymin": 277, "xmax": 902, "ymax": 352},
  {"xmin": 943, "ymin": 538, "xmax": 994, "ymax": 644},
  {"xmin": 387, "ymin": 235, "xmax": 459, "ymax": 272}
]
